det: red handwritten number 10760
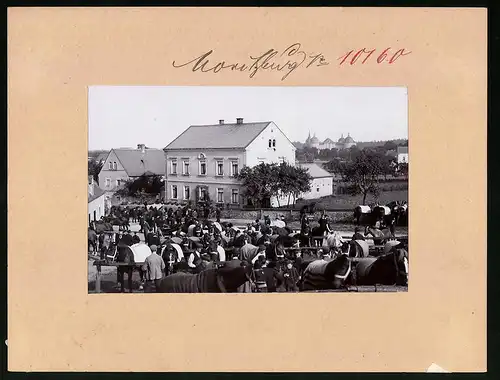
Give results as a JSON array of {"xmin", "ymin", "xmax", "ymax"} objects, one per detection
[{"xmin": 338, "ymin": 48, "xmax": 412, "ymax": 65}]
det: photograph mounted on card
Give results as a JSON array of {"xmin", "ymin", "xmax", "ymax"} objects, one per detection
[
  {"xmin": 88, "ymin": 86, "xmax": 409, "ymax": 294},
  {"xmin": 8, "ymin": 7, "xmax": 486, "ymax": 372}
]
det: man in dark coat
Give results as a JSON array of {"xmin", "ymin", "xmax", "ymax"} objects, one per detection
[
  {"xmin": 352, "ymin": 227, "xmax": 365, "ymax": 241},
  {"xmin": 262, "ymin": 261, "xmax": 283, "ymax": 293},
  {"xmin": 215, "ymin": 206, "xmax": 221, "ymax": 222}
]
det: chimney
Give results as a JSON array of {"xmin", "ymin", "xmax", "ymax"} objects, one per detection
[
  {"xmin": 236, "ymin": 118, "xmax": 243, "ymax": 124},
  {"xmin": 219, "ymin": 119, "xmax": 224, "ymax": 125},
  {"xmin": 137, "ymin": 144, "xmax": 146, "ymax": 153}
]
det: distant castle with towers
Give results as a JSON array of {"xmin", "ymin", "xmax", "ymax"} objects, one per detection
[{"xmin": 304, "ymin": 131, "xmax": 357, "ymax": 150}]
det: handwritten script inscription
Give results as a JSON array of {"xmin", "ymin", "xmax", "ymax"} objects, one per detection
[
  {"xmin": 172, "ymin": 44, "xmax": 411, "ymax": 81},
  {"xmin": 172, "ymin": 43, "xmax": 328, "ymax": 81}
]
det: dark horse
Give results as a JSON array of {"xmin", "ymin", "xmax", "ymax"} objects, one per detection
[
  {"xmin": 158, "ymin": 264, "xmax": 253, "ymax": 293},
  {"xmin": 351, "ymin": 249, "xmax": 409, "ymax": 286},
  {"xmin": 301, "ymin": 255, "xmax": 352, "ymax": 291},
  {"xmin": 116, "ymin": 242, "xmax": 136, "ymax": 293},
  {"xmin": 264, "ymin": 241, "xmax": 287, "ymax": 262}
]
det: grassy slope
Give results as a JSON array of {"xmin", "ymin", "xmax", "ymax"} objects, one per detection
[{"xmin": 296, "ymin": 189, "xmax": 408, "ymax": 210}]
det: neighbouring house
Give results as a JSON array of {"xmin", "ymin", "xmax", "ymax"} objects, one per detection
[
  {"xmin": 397, "ymin": 146, "xmax": 409, "ymax": 164},
  {"xmin": 297, "ymin": 163, "xmax": 334, "ymax": 200},
  {"xmin": 163, "ymin": 118, "xmax": 296, "ymax": 208},
  {"xmin": 98, "ymin": 144, "xmax": 166, "ymax": 200},
  {"xmin": 88, "ymin": 176, "xmax": 106, "ymax": 226}
]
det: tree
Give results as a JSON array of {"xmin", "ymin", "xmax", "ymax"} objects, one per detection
[
  {"xmin": 236, "ymin": 163, "xmax": 313, "ymax": 208},
  {"xmin": 115, "ymin": 174, "xmax": 163, "ymax": 197},
  {"xmin": 275, "ymin": 163, "xmax": 312, "ymax": 207},
  {"xmin": 88, "ymin": 161, "xmax": 103, "ymax": 184},
  {"xmin": 383, "ymin": 140, "xmax": 398, "ymax": 152},
  {"xmin": 338, "ymin": 151, "xmax": 385, "ymax": 204}
]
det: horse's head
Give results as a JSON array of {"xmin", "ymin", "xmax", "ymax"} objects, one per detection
[
  {"xmin": 324, "ymin": 255, "xmax": 352, "ymax": 289},
  {"xmin": 217, "ymin": 262, "xmax": 253, "ymax": 291}
]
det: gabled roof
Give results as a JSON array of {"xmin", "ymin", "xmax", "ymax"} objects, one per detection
[
  {"xmin": 112, "ymin": 148, "xmax": 165, "ymax": 177},
  {"xmin": 322, "ymin": 138, "xmax": 334, "ymax": 144},
  {"xmin": 298, "ymin": 163, "xmax": 333, "ymax": 179},
  {"xmin": 397, "ymin": 146, "xmax": 408, "ymax": 154},
  {"xmin": 88, "ymin": 183, "xmax": 106, "ymax": 203},
  {"xmin": 164, "ymin": 122, "xmax": 271, "ymax": 150}
]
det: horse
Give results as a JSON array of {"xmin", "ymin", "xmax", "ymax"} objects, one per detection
[
  {"xmin": 158, "ymin": 264, "xmax": 254, "ymax": 293},
  {"xmin": 351, "ymin": 248, "xmax": 409, "ymax": 286},
  {"xmin": 321, "ymin": 231, "xmax": 347, "ymax": 255},
  {"xmin": 301, "ymin": 254, "xmax": 352, "ymax": 291},
  {"xmin": 364, "ymin": 226, "xmax": 394, "ymax": 246},
  {"xmin": 347, "ymin": 239, "xmax": 370, "ymax": 258},
  {"xmin": 160, "ymin": 242, "xmax": 184, "ymax": 276},
  {"xmin": 264, "ymin": 241, "xmax": 286, "ymax": 262},
  {"xmin": 353, "ymin": 205, "xmax": 372, "ymax": 225},
  {"xmin": 115, "ymin": 243, "xmax": 136, "ymax": 293}
]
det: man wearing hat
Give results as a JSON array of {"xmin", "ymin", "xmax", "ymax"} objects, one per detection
[
  {"xmin": 352, "ymin": 227, "xmax": 365, "ymax": 241},
  {"xmin": 142, "ymin": 245, "xmax": 166, "ymax": 292},
  {"xmin": 187, "ymin": 241, "xmax": 203, "ymax": 271}
]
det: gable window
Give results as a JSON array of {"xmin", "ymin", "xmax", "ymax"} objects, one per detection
[
  {"xmin": 171, "ymin": 185, "xmax": 178, "ymax": 199},
  {"xmin": 184, "ymin": 186, "xmax": 190, "ymax": 200},
  {"xmin": 113, "ymin": 162, "xmax": 117, "ymax": 170},
  {"xmin": 183, "ymin": 161, "xmax": 190, "ymax": 175},
  {"xmin": 108, "ymin": 162, "xmax": 112, "ymax": 170},
  {"xmin": 272, "ymin": 139, "xmax": 276, "ymax": 148},
  {"xmin": 268, "ymin": 139, "xmax": 272, "ymax": 148},
  {"xmin": 231, "ymin": 161, "xmax": 239, "ymax": 177},
  {"xmin": 216, "ymin": 160, "xmax": 224, "ymax": 176},
  {"xmin": 199, "ymin": 161, "xmax": 207, "ymax": 176},
  {"xmin": 231, "ymin": 189, "xmax": 239, "ymax": 204},
  {"xmin": 217, "ymin": 188, "xmax": 224, "ymax": 203},
  {"xmin": 105, "ymin": 178, "xmax": 111, "ymax": 188},
  {"xmin": 171, "ymin": 160, "xmax": 177, "ymax": 175}
]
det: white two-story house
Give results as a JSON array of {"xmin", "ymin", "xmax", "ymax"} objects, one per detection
[{"xmin": 163, "ymin": 118, "xmax": 296, "ymax": 207}]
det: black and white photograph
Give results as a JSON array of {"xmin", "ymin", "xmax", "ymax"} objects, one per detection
[{"xmin": 88, "ymin": 86, "xmax": 409, "ymax": 294}]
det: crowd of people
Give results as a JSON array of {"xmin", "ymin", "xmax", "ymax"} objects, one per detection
[{"xmin": 88, "ymin": 202, "xmax": 405, "ymax": 293}]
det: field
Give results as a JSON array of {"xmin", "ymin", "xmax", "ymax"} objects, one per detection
[{"xmin": 295, "ymin": 189, "xmax": 408, "ymax": 211}]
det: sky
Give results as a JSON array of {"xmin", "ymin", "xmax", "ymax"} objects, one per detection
[{"xmin": 88, "ymin": 86, "xmax": 408, "ymax": 151}]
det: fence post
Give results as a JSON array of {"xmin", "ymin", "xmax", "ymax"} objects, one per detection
[{"xmin": 95, "ymin": 263, "xmax": 101, "ymax": 293}]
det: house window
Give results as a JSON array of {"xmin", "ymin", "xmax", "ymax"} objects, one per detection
[
  {"xmin": 231, "ymin": 162, "xmax": 239, "ymax": 176},
  {"xmin": 268, "ymin": 139, "xmax": 272, "ymax": 148},
  {"xmin": 116, "ymin": 179, "xmax": 120, "ymax": 187},
  {"xmin": 217, "ymin": 188, "xmax": 224, "ymax": 203},
  {"xmin": 171, "ymin": 185, "xmax": 178, "ymax": 199},
  {"xmin": 272, "ymin": 139, "xmax": 276, "ymax": 147},
  {"xmin": 171, "ymin": 161, "xmax": 177, "ymax": 175},
  {"xmin": 113, "ymin": 162, "xmax": 117, "ymax": 170},
  {"xmin": 317, "ymin": 188, "xmax": 320, "ymax": 192},
  {"xmin": 216, "ymin": 160, "xmax": 224, "ymax": 176},
  {"xmin": 199, "ymin": 187, "xmax": 207, "ymax": 200},
  {"xmin": 183, "ymin": 161, "xmax": 190, "ymax": 175},
  {"xmin": 108, "ymin": 162, "xmax": 112, "ymax": 170},
  {"xmin": 105, "ymin": 178, "xmax": 111, "ymax": 188},
  {"xmin": 184, "ymin": 186, "xmax": 190, "ymax": 200},
  {"xmin": 231, "ymin": 189, "xmax": 239, "ymax": 204},
  {"xmin": 199, "ymin": 161, "xmax": 207, "ymax": 175}
]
